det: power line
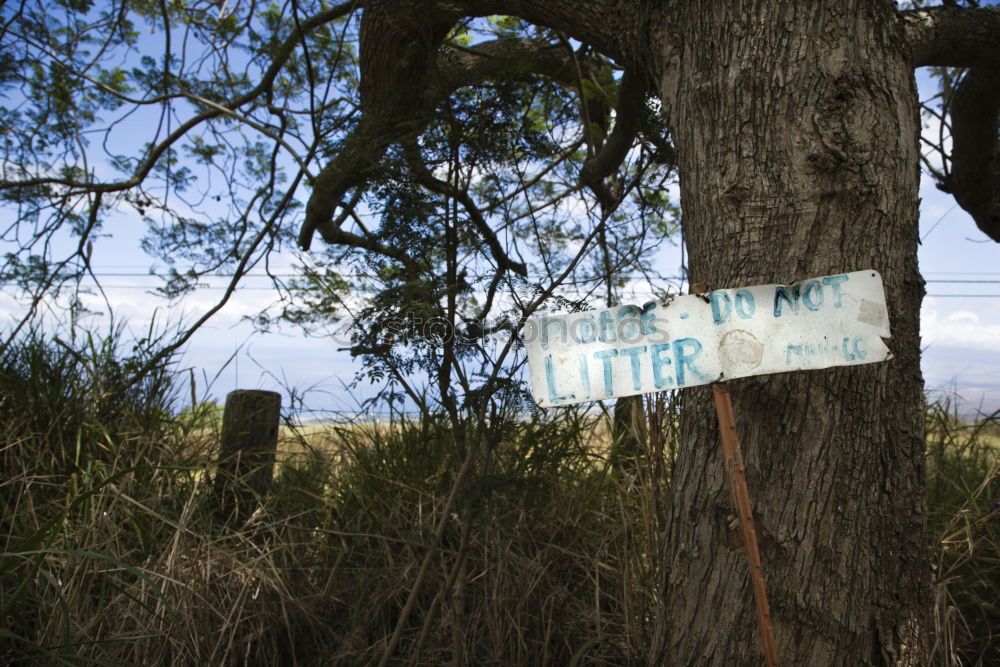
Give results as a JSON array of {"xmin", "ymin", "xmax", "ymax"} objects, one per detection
[
  {"xmin": 66, "ymin": 272, "xmax": 301, "ymax": 278},
  {"xmin": 67, "ymin": 285, "xmax": 285, "ymax": 291},
  {"xmin": 17, "ymin": 271, "xmax": 1000, "ymax": 284},
  {"xmin": 5, "ymin": 284, "xmax": 995, "ymax": 298},
  {"xmin": 924, "ymin": 272, "xmax": 1000, "ymax": 275}
]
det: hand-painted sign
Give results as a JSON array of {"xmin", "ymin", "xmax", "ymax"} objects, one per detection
[{"xmin": 523, "ymin": 270, "xmax": 891, "ymax": 407}]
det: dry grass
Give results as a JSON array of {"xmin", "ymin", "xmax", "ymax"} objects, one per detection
[
  {"xmin": 2, "ymin": 328, "xmax": 996, "ymax": 665},
  {"xmin": 2, "ymin": 385, "xmax": 677, "ymax": 665},
  {"xmin": 926, "ymin": 400, "xmax": 1000, "ymax": 666}
]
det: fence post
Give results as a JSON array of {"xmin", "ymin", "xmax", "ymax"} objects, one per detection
[{"xmin": 213, "ymin": 389, "xmax": 281, "ymax": 523}]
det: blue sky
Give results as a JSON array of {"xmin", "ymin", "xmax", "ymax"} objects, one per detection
[
  {"xmin": 915, "ymin": 193, "xmax": 1000, "ymax": 415},
  {"xmin": 1, "ymin": 65, "xmax": 997, "ymax": 418}
]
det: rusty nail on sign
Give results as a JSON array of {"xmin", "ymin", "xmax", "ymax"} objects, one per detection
[{"xmin": 523, "ymin": 270, "xmax": 891, "ymax": 407}]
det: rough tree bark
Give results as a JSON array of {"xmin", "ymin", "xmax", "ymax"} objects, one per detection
[{"xmin": 648, "ymin": 2, "xmax": 928, "ymax": 664}]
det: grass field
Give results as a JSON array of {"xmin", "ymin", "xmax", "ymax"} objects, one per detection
[{"xmin": 1, "ymin": 330, "xmax": 996, "ymax": 665}]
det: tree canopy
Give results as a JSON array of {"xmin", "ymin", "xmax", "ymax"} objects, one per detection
[
  {"xmin": 0, "ymin": 1, "xmax": 996, "ymax": 392},
  {"xmin": 0, "ymin": 0, "xmax": 685, "ymax": 414}
]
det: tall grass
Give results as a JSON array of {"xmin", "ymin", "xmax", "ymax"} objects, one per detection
[
  {"xmin": 1, "ymin": 327, "xmax": 996, "ymax": 664},
  {"xmin": 1, "ymin": 326, "xmax": 677, "ymax": 664},
  {"xmin": 925, "ymin": 398, "xmax": 1000, "ymax": 666},
  {"xmin": 0, "ymin": 323, "xmax": 176, "ymax": 477}
]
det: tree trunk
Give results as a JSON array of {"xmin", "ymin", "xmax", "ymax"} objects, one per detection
[{"xmin": 650, "ymin": 2, "xmax": 929, "ymax": 665}]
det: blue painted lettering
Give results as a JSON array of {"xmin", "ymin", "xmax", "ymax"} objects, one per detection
[
  {"xmin": 578, "ymin": 354, "xmax": 591, "ymax": 398},
  {"xmin": 594, "ymin": 349, "xmax": 619, "ymax": 396},
  {"xmin": 735, "ymin": 289, "xmax": 756, "ymax": 319},
  {"xmin": 711, "ymin": 291, "xmax": 732, "ymax": 325},
  {"xmin": 617, "ymin": 305, "xmax": 642, "ymax": 342},
  {"xmin": 571, "ymin": 313, "xmax": 597, "ymax": 344},
  {"xmin": 802, "ymin": 280, "xmax": 824, "ymax": 311},
  {"xmin": 545, "ymin": 355, "xmax": 573, "ymax": 404},
  {"xmin": 673, "ymin": 337, "xmax": 708, "ymax": 387},
  {"xmin": 599, "ymin": 310, "xmax": 616, "ymax": 343},
  {"xmin": 620, "ymin": 345, "xmax": 648, "ymax": 391},
  {"xmin": 786, "ymin": 343, "xmax": 803, "ymax": 364},
  {"xmin": 853, "ymin": 337, "xmax": 868, "ymax": 360},
  {"xmin": 774, "ymin": 284, "xmax": 801, "ymax": 317},
  {"xmin": 541, "ymin": 317, "xmax": 566, "ymax": 350},
  {"xmin": 821, "ymin": 274, "xmax": 848, "ymax": 308},
  {"xmin": 640, "ymin": 301, "xmax": 658, "ymax": 335},
  {"xmin": 651, "ymin": 343, "xmax": 674, "ymax": 389}
]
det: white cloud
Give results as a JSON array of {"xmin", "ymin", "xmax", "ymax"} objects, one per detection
[{"xmin": 921, "ymin": 304, "xmax": 1000, "ymax": 352}]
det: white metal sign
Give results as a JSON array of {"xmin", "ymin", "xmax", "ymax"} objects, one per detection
[{"xmin": 523, "ymin": 270, "xmax": 892, "ymax": 407}]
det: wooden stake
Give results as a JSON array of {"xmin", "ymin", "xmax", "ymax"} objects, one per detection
[
  {"xmin": 712, "ymin": 382, "xmax": 779, "ymax": 667},
  {"xmin": 214, "ymin": 389, "xmax": 281, "ymax": 523},
  {"xmin": 688, "ymin": 281, "xmax": 777, "ymax": 665}
]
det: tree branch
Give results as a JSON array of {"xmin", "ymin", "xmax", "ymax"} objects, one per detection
[
  {"xmin": 300, "ymin": 31, "xmax": 609, "ymax": 250},
  {"xmin": 901, "ymin": 6, "xmax": 1000, "ymax": 67},
  {"xmin": 942, "ymin": 67, "xmax": 1000, "ymax": 242},
  {"xmin": 450, "ymin": 0, "xmax": 653, "ymax": 74},
  {"xmin": 579, "ymin": 68, "xmax": 645, "ymax": 212},
  {"xmin": 0, "ymin": 1, "xmax": 359, "ymax": 195},
  {"xmin": 405, "ymin": 145, "xmax": 528, "ymax": 277},
  {"xmin": 298, "ymin": 1, "xmax": 664, "ymax": 252},
  {"xmin": 298, "ymin": 115, "xmax": 411, "ymax": 249},
  {"xmin": 326, "ymin": 227, "xmax": 424, "ymax": 269},
  {"xmin": 300, "ymin": 36, "xmax": 577, "ymax": 250},
  {"xmin": 299, "ymin": 1, "xmax": 457, "ymax": 249},
  {"xmin": 433, "ymin": 36, "xmax": 576, "ymax": 90}
]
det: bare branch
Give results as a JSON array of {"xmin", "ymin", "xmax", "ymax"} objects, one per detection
[
  {"xmin": 300, "ymin": 31, "xmax": 589, "ymax": 250},
  {"xmin": 902, "ymin": 6, "xmax": 1000, "ymax": 67},
  {"xmin": 942, "ymin": 67, "xmax": 1000, "ymax": 241},
  {"xmin": 579, "ymin": 68, "xmax": 645, "ymax": 212},
  {"xmin": 406, "ymin": 146, "xmax": 528, "ymax": 277},
  {"xmin": 447, "ymin": 0, "xmax": 654, "ymax": 74},
  {"xmin": 433, "ymin": 37, "xmax": 576, "ymax": 90}
]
